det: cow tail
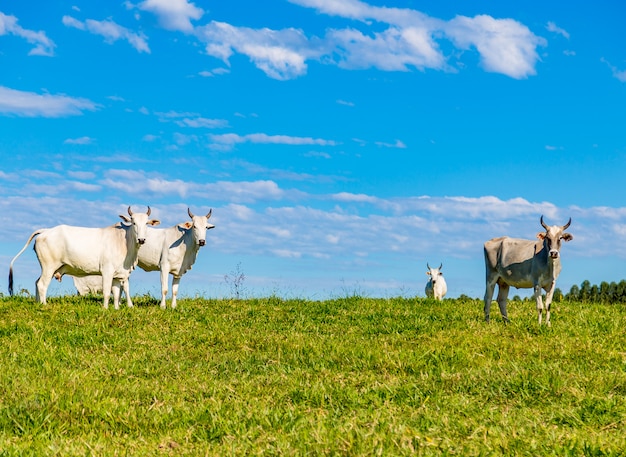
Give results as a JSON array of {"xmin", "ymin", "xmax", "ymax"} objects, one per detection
[{"xmin": 9, "ymin": 229, "xmax": 45, "ymax": 296}]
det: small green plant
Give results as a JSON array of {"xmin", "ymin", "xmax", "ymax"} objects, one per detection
[{"xmin": 224, "ymin": 261, "xmax": 246, "ymax": 299}]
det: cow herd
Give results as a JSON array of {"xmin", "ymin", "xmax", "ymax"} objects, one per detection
[
  {"xmin": 8, "ymin": 206, "xmax": 214, "ymax": 310},
  {"xmin": 7, "ymin": 209, "xmax": 573, "ymax": 325}
]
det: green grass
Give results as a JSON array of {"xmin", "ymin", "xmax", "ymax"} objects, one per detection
[{"xmin": 0, "ymin": 294, "xmax": 625, "ymax": 455}]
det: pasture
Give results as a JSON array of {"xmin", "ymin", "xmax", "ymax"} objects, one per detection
[{"xmin": 0, "ymin": 294, "xmax": 625, "ymax": 455}]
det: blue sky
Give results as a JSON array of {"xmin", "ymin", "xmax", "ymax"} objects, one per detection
[{"xmin": 1, "ymin": 0, "xmax": 625, "ymax": 301}]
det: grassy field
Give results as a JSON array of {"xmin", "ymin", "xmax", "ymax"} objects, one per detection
[{"xmin": 0, "ymin": 294, "xmax": 625, "ymax": 456}]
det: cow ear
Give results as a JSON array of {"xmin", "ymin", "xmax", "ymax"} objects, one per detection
[
  {"xmin": 536, "ymin": 232, "xmax": 546, "ymax": 240},
  {"xmin": 562, "ymin": 233, "xmax": 573, "ymax": 242},
  {"xmin": 426, "ymin": 271, "xmax": 431, "ymax": 276},
  {"xmin": 182, "ymin": 222, "xmax": 193, "ymax": 229},
  {"xmin": 119, "ymin": 215, "xmax": 131, "ymax": 223},
  {"xmin": 149, "ymin": 219, "xmax": 160, "ymax": 226}
]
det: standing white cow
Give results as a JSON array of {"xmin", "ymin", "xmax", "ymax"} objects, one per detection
[
  {"xmin": 9, "ymin": 207, "xmax": 160, "ymax": 309},
  {"xmin": 73, "ymin": 208, "xmax": 214, "ymax": 309},
  {"xmin": 483, "ymin": 216, "xmax": 573, "ymax": 325},
  {"xmin": 425, "ymin": 263, "xmax": 447, "ymax": 300}
]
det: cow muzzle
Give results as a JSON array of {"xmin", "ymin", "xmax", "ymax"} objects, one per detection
[
  {"xmin": 138, "ymin": 238, "xmax": 146, "ymax": 245},
  {"xmin": 198, "ymin": 239, "xmax": 206, "ymax": 247},
  {"xmin": 549, "ymin": 250, "xmax": 559, "ymax": 259}
]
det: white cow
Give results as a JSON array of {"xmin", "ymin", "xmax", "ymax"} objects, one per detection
[
  {"xmin": 425, "ymin": 263, "xmax": 447, "ymax": 300},
  {"xmin": 9, "ymin": 207, "xmax": 160, "ymax": 309},
  {"xmin": 484, "ymin": 216, "xmax": 573, "ymax": 325},
  {"xmin": 73, "ymin": 208, "xmax": 214, "ymax": 309}
]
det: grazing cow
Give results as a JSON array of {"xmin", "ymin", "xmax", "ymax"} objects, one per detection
[
  {"xmin": 73, "ymin": 208, "xmax": 214, "ymax": 309},
  {"xmin": 9, "ymin": 207, "xmax": 160, "ymax": 309},
  {"xmin": 483, "ymin": 216, "xmax": 573, "ymax": 325},
  {"xmin": 425, "ymin": 263, "xmax": 447, "ymax": 300}
]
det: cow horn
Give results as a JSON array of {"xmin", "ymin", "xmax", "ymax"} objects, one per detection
[
  {"xmin": 146, "ymin": 206, "xmax": 151, "ymax": 216},
  {"xmin": 128, "ymin": 206, "xmax": 133, "ymax": 216},
  {"xmin": 439, "ymin": 263, "xmax": 443, "ymax": 270},
  {"xmin": 427, "ymin": 263, "xmax": 431, "ymax": 270},
  {"xmin": 206, "ymin": 208, "xmax": 212, "ymax": 219},
  {"xmin": 540, "ymin": 215, "xmax": 549, "ymax": 230},
  {"xmin": 562, "ymin": 217, "xmax": 572, "ymax": 230},
  {"xmin": 188, "ymin": 208, "xmax": 194, "ymax": 219}
]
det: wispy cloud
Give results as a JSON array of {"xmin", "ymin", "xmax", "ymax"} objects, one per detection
[
  {"xmin": 62, "ymin": 15, "xmax": 150, "ymax": 53},
  {"xmin": 0, "ymin": 11, "xmax": 56, "ymax": 56},
  {"xmin": 64, "ymin": 136, "xmax": 95, "ymax": 145},
  {"xmin": 546, "ymin": 21, "xmax": 570, "ymax": 39},
  {"xmin": 601, "ymin": 58, "xmax": 626, "ymax": 82},
  {"xmin": 199, "ymin": 68, "xmax": 230, "ymax": 77},
  {"xmin": 0, "ymin": 86, "xmax": 99, "ymax": 117},
  {"xmin": 375, "ymin": 139, "xmax": 406, "ymax": 148},
  {"xmin": 175, "ymin": 117, "xmax": 229, "ymax": 128},
  {"xmin": 209, "ymin": 132, "xmax": 339, "ymax": 148}
]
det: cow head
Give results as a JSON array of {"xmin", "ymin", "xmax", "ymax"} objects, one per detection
[
  {"xmin": 426, "ymin": 263, "xmax": 443, "ymax": 284},
  {"xmin": 119, "ymin": 206, "xmax": 160, "ymax": 245},
  {"xmin": 537, "ymin": 216, "xmax": 573, "ymax": 259},
  {"xmin": 183, "ymin": 208, "xmax": 215, "ymax": 247}
]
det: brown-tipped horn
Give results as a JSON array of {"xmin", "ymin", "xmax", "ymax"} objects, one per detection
[
  {"xmin": 188, "ymin": 208, "xmax": 194, "ymax": 219},
  {"xmin": 206, "ymin": 208, "xmax": 212, "ymax": 219},
  {"xmin": 562, "ymin": 217, "xmax": 571, "ymax": 230},
  {"xmin": 128, "ymin": 206, "xmax": 133, "ymax": 216},
  {"xmin": 146, "ymin": 206, "xmax": 151, "ymax": 216},
  {"xmin": 540, "ymin": 215, "xmax": 549, "ymax": 230}
]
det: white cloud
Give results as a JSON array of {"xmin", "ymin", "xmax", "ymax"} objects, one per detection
[
  {"xmin": 138, "ymin": 0, "xmax": 203, "ymax": 33},
  {"xmin": 445, "ymin": 15, "xmax": 546, "ymax": 79},
  {"xmin": 0, "ymin": 86, "xmax": 99, "ymax": 117},
  {"xmin": 546, "ymin": 21, "xmax": 570, "ymax": 39},
  {"xmin": 601, "ymin": 58, "xmax": 626, "ymax": 83},
  {"xmin": 375, "ymin": 139, "xmax": 406, "ymax": 148},
  {"xmin": 199, "ymin": 68, "xmax": 230, "ymax": 77},
  {"xmin": 0, "ymin": 11, "xmax": 55, "ymax": 56},
  {"xmin": 195, "ymin": 21, "xmax": 314, "ymax": 80},
  {"xmin": 195, "ymin": 0, "xmax": 545, "ymax": 80},
  {"xmin": 209, "ymin": 132, "xmax": 338, "ymax": 148},
  {"xmin": 62, "ymin": 15, "xmax": 150, "ymax": 53},
  {"xmin": 64, "ymin": 136, "xmax": 95, "ymax": 145},
  {"xmin": 175, "ymin": 117, "xmax": 229, "ymax": 128}
]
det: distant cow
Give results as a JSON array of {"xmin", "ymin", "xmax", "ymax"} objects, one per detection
[
  {"xmin": 483, "ymin": 216, "xmax": 573, "ymax": 325},
  {"xmin": 73, "ymin": 208, "xmax": 214, "ymax": 309},
  {"xmin": 9, "ymin": 207, "xmax": 160, "ymax": 309},
  {"xmin": 425, "ymin": 263, "xmax": 447, "ymax": 300}
]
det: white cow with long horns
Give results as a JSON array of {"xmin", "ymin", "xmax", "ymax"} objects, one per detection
[
  {"xmin": 425, "ymin": 263, "xmax": 447, "ymax": 300},
  {"xmin": 9, "ymin": 206, "xmax": 160, "ymax": 309}
]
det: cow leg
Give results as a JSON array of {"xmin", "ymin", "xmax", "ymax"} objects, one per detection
[
  {"xmin": 101, "ymin": 273, "xmax": 114, "ymax": 309},
  {"xmin": 159, "ymin": 269, "xmax": 169, "ymax": 309},
  {"xmin": 544, "ymin": 283, "xmax": 556, "ymax": 327},
  {"xmin": 483, "ymin": 276, "xmax": 498, "ymax": 322},
  {"xmin": 111, "ymin": 280, "xmax": 122, "ymax": 310},
  {"xmin": 35, "ymin": 273, "xmax": 52, "ymax": 305},
  {"xmin": 171, "ymin": 276, "xmax": 181, "ymax": 309},
  {"xmin": 122, "ymin": 279, "xmax": 133, "ymax": 308},
  {"xmin": 496, "ymin": 282, "xmax": 510, "ymax": 323},
  {"xmin": 534, "ymin": 284, "xmax": 544, "ymax": 325},
  {"xmin": 35, "ymin": 264, "xmax": 58, "ymax": 305}
]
